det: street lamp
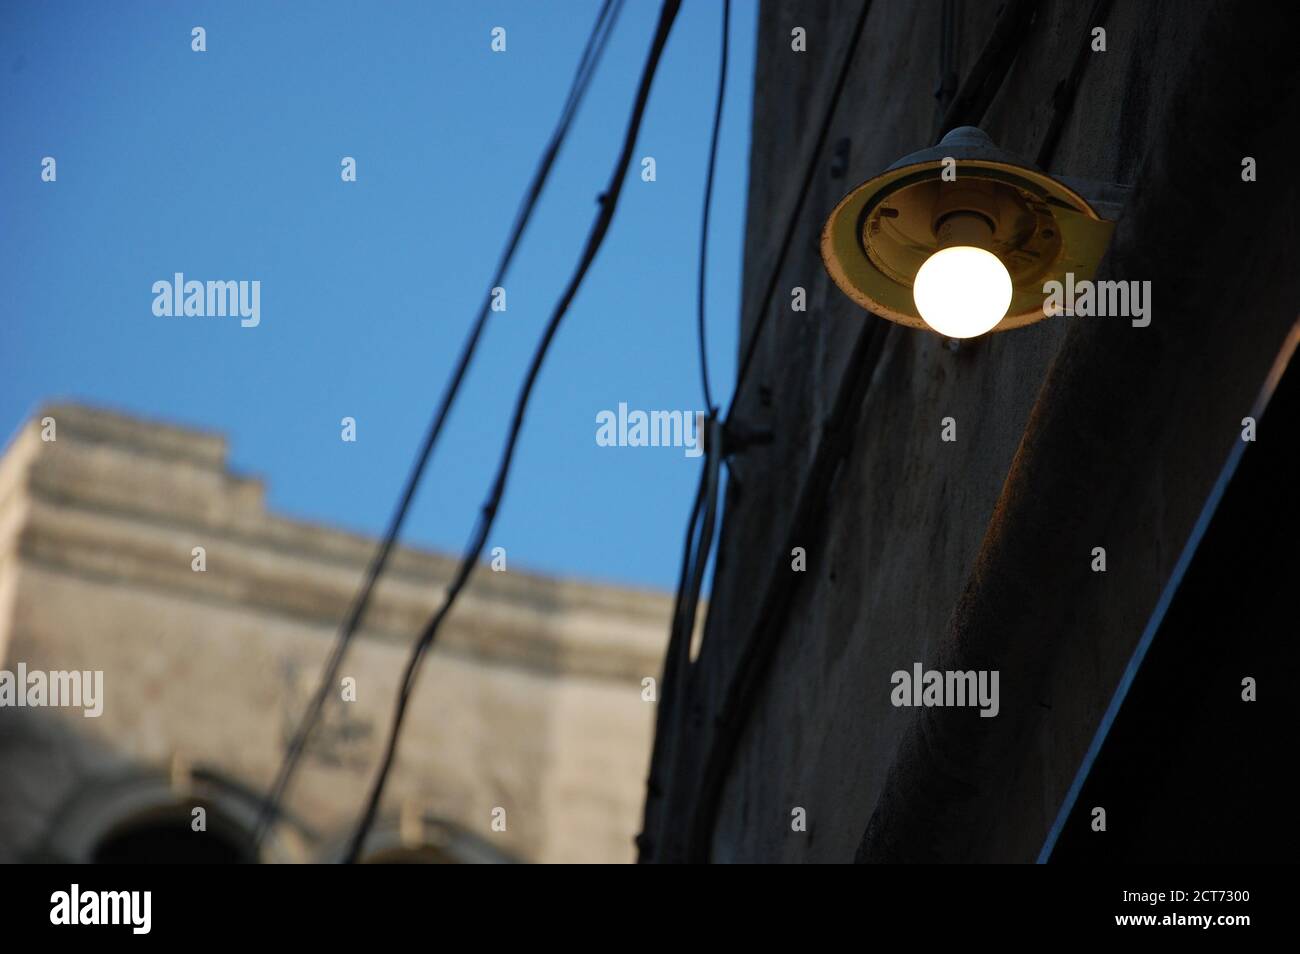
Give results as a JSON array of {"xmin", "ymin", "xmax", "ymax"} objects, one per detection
[{"xmin": 820, "ymin": 126, "xmax": 1127, "ymax": 338}]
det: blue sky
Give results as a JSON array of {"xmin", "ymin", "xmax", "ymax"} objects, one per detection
[{"xmin": 0, "ymin": 1, "xmax": 755, "ymax": 590}]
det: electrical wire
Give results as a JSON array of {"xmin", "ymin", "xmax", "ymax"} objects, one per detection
[
  {"xmin": 638, "ymin": 416, "xmax": 721, "ymax": 860},
  {"xmin": 645, "ymin": 455, "xmax": 707, "ymax": 780},
  {"xmin": 252, "ymin": 0, "xmax": 625, "ymax": 849},
  {"xmin": 664, "ymin": 5, "xmax": 732, "ymax": 797},
  {"xmin": 1035, "ymin": 0, "xmax": 1112, "ymax": 169},
  {"xmin": 637, "ymin": 0, "xmax": 876, "ymax": 864},
  {"xmin": 933, "ymin": 0, "xmax": 959, "ymax": 135},
  {"xmin": 726, "ymin": 0, "xmax": 874, "ymax": 423},
  {"xmin": 642, "ymin": 2, "xmax": 731, "ymax": 853},
  {"xmin": 341, "ymin": 0, "xmax": 683, "ymax": 863},
  {"xmin": 696, "ymin": 0, "xmax": 730, "ymax": 413},
  {"xmin": 935, "ymin": 0, "xmax": 1040, "ymax": 140}
]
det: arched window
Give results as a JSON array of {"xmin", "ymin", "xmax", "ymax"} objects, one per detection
[
  {"xmin": 92, "ymin": 802, "xmax": 257, "ymax": 864},
  {"xmin": 38, "ymin": 767, "xmax": 307, "ymax": 863}
]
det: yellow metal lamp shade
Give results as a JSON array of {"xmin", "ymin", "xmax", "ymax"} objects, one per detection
[{"xmin": 820, "ymin": 127, "xmax": 1121, "ymax": 336}]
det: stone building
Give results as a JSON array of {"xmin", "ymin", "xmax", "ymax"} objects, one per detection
[
  {"xmin": 640, "ymin": 0, "xmax": 1297, "ymax": 862},
  {"xmin": 0, "ymin": 404, "xmax": 670, "ymax": 863}
]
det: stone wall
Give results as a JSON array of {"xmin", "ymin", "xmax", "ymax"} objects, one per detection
[
  {"xmin": 0, "ymin": 404, "xmax": 671, "ymax": 863},
  {"xmin": 643, "ymin": 0, "xmax": 1296, "ymax": 862}
]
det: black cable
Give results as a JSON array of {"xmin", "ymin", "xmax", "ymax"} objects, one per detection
[
  {"xmin": 676, "ymin": 422, "xmax": 720, "ymax": 682},
  {"xmin": 933, "ymin": 0, "xmax": 959, "ymax": 135},
  {"xmin": 936, "ymin": 0, "xmax": 1040, "ymax": 139},
  {"xmin": 726, "ymin": 0, "xmax": 873, "ymax": 423},
  {"xmin": 645, "ymin": 0, "xmax": 876, "ymax": 851},
  {"xmin": 697, "ymin": 0, "xmax": 730, "ymax": 413},
  {"xmin": 665, "ymin": 421, "xmax": 720, "ymax": 700},
  {"xmin": 252, "ymin": 0, "xmax": 625, "ymax": 849},
  {"xmin": 341, "ymin": 0, "xmax": 683, "ymax": 864},
  {"xmin": 637, "ymin": 414, "xmax": 720, "ymax": 861},
  {"xmin": 639, "ymin": 449, "xmax": 709, "ymax": 848},
  {"xmin": 1035, "ymin": 0, "xmax": 1112, "ymax": 169},
  {"xmin": 639, "ymin": 417, "xmax": 721, "ymax": 859},
  {"xmin": 638, "ymin": 0, "xmax": 875, "ymax": 865},
  {"xmin": 641, "ymin": 0, "xmax": 734, "ymax": 845}
]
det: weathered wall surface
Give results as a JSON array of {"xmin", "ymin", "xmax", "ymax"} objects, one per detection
[
  {"xmin": 646, "ymin": 0, "xmax": 1295, "ymax": 862},
  {"xmin": 0, "ymin": 405, "xmax": 670, "ymax": 863}
]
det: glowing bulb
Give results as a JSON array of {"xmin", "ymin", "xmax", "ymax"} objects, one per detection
[{"xmin": 912, "ymin": 246, "xmax": 1012, "ymax": 338}]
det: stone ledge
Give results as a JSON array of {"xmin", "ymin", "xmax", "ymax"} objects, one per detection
[
  {"xmin": 37, "ymin": 402, "xmax": 229, "ymax": 470},
  {"xmin": 14, "ymin": 405, "xmax": 674, "ymax": 624},
  {"xmin": 4, "ymin": 406, "xmax": 674, "ymax": 682}
]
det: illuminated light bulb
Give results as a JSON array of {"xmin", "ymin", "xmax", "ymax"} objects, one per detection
[{"xmin": 912, "ymin": 245, "xmax": 1013, "ymax": 339}]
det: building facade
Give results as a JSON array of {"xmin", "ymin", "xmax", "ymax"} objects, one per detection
[
  {"xmin": 640, "ymin": 0, "xmax": 1297, "ymax": 863},
  {"xmin": 0, "ymin": 404, "xmax": 670, "ymax": 863}
]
